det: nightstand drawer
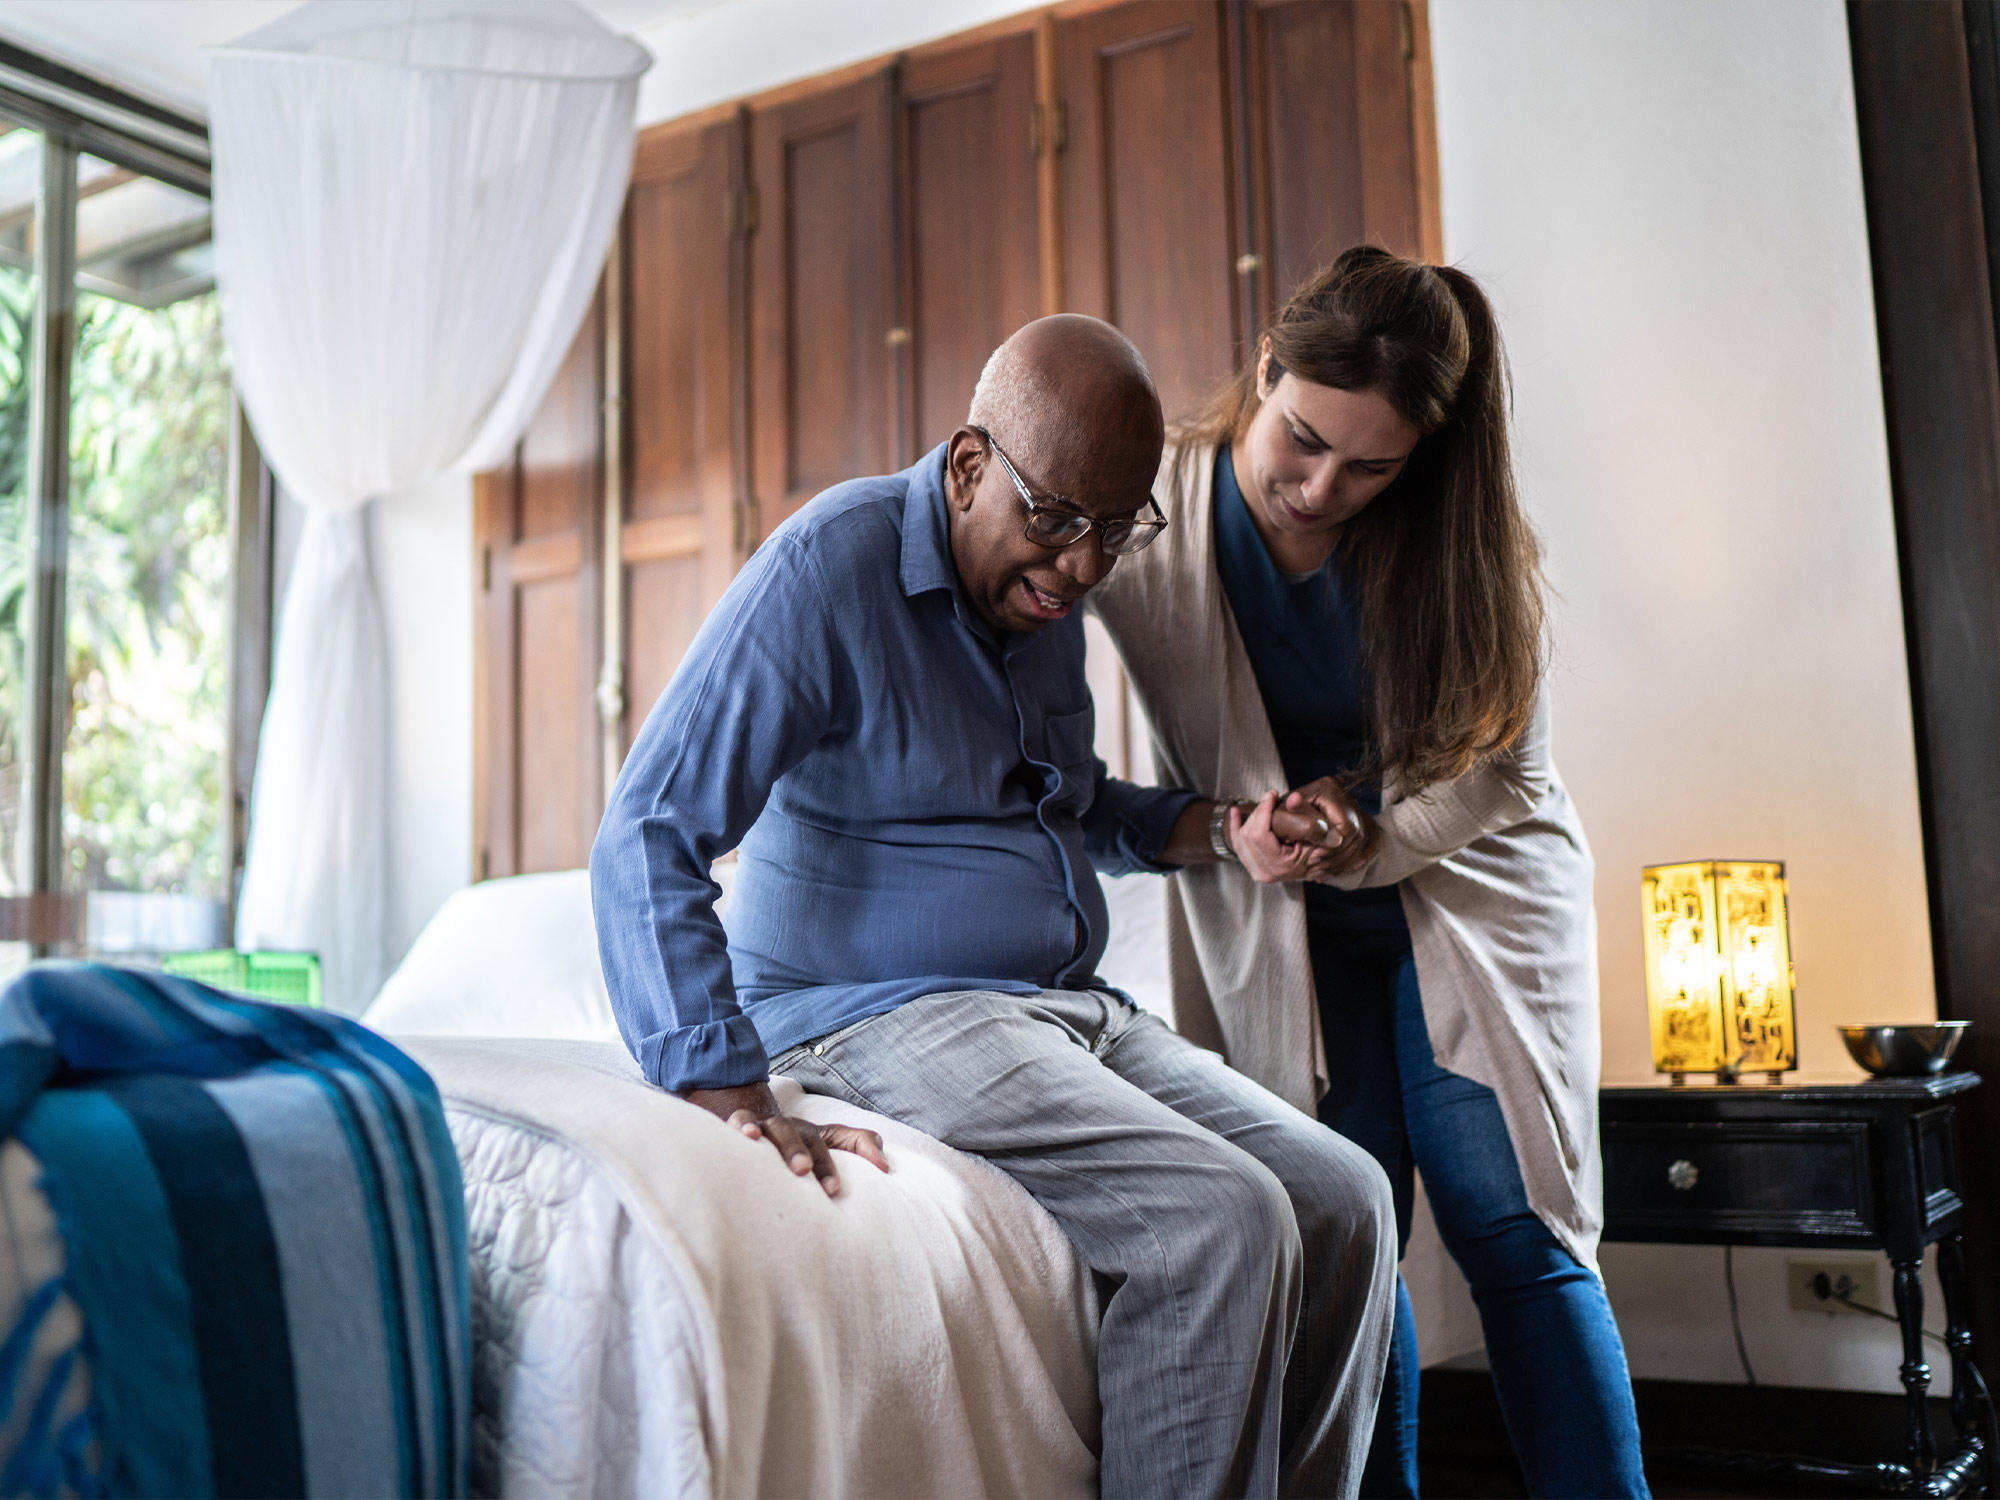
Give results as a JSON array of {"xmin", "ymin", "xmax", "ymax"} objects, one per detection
[{"xmin": 1602, "ymin": 1118, "xmax": 1875, "ymax": 1241}]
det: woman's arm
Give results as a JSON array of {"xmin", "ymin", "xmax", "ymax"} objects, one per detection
[{"xmin": 1302, "ymin": 685, "xmax": 1556, "ymax": 889}]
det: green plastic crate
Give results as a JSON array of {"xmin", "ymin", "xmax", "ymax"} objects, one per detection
[{"xmin": 161, "ymin": 950, "xmax": 322, "ymax": 1008}]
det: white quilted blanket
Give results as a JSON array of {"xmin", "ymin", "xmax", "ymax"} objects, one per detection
[{"xmin": 399, "ymin": 1037, "xmax": 1100, "ymax": 1500}]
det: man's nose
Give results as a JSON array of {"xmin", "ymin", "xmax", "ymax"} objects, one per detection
[{"xmin": 1057, "ymin": 532, "xmax": 1112, "ymax": 590}]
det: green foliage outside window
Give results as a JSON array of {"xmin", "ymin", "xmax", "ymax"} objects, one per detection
[
  {"xmin": 65, "ymin": 289, "xmax": 231, "ymax": 898},
  {"xmin": 0, "ymin": 265, "xmax": 26, "ymax": 891},
  {"xmin": 0, "ymin": 268, "xmax": 232, "ymax": 900}
]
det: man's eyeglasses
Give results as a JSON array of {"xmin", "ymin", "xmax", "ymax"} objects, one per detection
[{"xmin": 973, "ymin": 426, "xmax": 1168, "ymax": 556}]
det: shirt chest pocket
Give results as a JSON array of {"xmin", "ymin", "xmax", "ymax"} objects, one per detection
[{"xmin": 1036, "ymin": 706, "xmax": 1097, "ymax": 814}]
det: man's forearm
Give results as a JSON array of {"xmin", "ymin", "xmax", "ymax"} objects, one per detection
[{"xmin": 1159, "ymin": 798, "xmax": 1229, "ymax": 866}]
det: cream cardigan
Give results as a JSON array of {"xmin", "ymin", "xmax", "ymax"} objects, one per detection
[{"xmin": 1089, "ymin": 445, "xmax": 1604, "ymax": 1269}]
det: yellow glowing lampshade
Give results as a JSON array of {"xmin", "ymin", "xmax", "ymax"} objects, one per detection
[{"xmin": 1641, "ymin": 861, "xmax": 1796, "ymax": 1082}]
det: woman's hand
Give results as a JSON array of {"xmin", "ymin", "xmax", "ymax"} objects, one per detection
[
  {"xmin": 1231, "ymin": 791, "xmax": 1329, "ymax": 882},
  {"xmin": 1283, "ymin": 777, "xmax": 1379, "ymax": 879}
]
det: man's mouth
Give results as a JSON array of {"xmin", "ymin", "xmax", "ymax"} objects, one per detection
[{"xmin": 1018, "ymin": 577, "xmax": 1079, "ymax": 620}]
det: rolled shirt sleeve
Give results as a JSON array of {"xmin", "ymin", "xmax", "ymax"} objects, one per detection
[
  {"xmin": 590, "ymin": 534, "xmax": 844, "ymax": 1092},
  {"xmin": 1084, "ymin": 764, "xmax": 1199, "ymax": 875}
]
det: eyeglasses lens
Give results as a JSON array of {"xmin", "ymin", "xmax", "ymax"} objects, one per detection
[
  {"xmin": 1100, "ymin": 522, "xmax": 1163, "ymax": 555},
  {"xmin": 1025, "ymin": 512, "xmax": 1092, "ymax": 546}
]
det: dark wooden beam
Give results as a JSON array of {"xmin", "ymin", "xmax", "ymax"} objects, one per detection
[{"xmin": 1848, "ymin": 0, "xmax": 2000, "ymax": 1389}]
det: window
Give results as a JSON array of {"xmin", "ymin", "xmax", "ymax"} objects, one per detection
[{"xmin": 0, "ymin": 56, "xmax": 264, "ymax": 978}]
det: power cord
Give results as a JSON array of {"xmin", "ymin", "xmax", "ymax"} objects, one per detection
[
  {"xmin": 1725, "ymin": 1245, "xmax": 1757, "ymax": 1386},
  {"xmin": 1809, "ymin": 1271, "xmax": 1949, "ymax": 1348}
]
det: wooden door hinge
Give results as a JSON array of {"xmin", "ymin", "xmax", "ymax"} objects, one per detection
[
  {"xmin": 1400, "ymin": 1, "xmax": 1415, "ymax": 61},
  {"xmin": 481, "ymin": 544, "xmax": 492, "ymax": 592},
  {"xmin": 727, "ymin": 185, "xmax": 760, "ymax": 237},
  {"xmin": 595, "ymin": 659, "xmax": 625, "ymax": 727}
]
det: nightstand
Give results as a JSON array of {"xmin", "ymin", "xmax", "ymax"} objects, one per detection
[{"xmin": 1600, "ymin": 1074, "xmax": 1994, "ymax": 1496}]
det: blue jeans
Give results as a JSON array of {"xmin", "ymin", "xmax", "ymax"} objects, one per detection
[{"xmin": 1312, "ymin": 925, "xmax": 1649, "ymax": 1499}]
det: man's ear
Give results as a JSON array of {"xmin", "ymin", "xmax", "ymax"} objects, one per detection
[{"xmin": 946, "ymin": 428, "xmax": 984, "ymax": 513}]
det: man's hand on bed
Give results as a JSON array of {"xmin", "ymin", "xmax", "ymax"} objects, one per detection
[{"xmin": 683, "ymin": 1082, "xmax": 890, "ymax": 1196}]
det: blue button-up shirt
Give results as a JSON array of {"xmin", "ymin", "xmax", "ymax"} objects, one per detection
[{"xmin": 592, "ymin": 444, "xmax": 1197, "ymax": 1091}]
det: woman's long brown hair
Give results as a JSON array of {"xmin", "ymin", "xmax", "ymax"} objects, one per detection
[{"xmin": 1173, "ymin": 246, "xmax": 1545, "ymax": 796}]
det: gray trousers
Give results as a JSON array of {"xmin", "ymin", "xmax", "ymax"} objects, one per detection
[{"xmin": 771, "ymin": 989, "xmax": 1398, "ymax": 1500}]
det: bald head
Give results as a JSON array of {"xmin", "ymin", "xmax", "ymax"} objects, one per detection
[
  {"xmin": 944, "ymin": 316, "xmax": 1167, "ymax": 636},
  {"xmin": 967, "ymin": 315, "xmax": 1164, "ymax": 504}
]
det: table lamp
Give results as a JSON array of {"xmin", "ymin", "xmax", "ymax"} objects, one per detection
[{"xmin": 1641, "ymin": 860, "xmax": 1796, "ymax": 1084}]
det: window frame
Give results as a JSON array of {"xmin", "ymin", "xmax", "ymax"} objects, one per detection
[{"xmin": 0, "ymin": 48, "xmax": 272, "ymax": 953}]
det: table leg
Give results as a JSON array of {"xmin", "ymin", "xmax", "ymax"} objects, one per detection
[
  {"xmin": 1894, "ymin": 1256, "xmax": 1938, "ymax": 1478},
  {"xmin": 1937, "ymin": 1234, "xmax": 1995, "ymax": 1495}
]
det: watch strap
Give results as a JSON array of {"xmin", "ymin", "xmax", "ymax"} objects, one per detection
[{"xmin": 1208, "ymin": 800, "xmax": 1240, "ymax": 862}]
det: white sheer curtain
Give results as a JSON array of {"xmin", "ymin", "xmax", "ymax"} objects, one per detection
[{"xmin": 210, "ymin": 1, "xmax": 648, "ymax": 1011}]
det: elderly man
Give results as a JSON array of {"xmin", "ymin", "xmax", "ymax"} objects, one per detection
[{"xmin": 592, "ymin": 315, "xmax": 1395, "ymax": 1499}]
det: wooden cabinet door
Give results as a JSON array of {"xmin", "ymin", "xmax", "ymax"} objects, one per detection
[
  {"xmin": 899, "ymin": 29, "xmax": 1045, "ymax": 461},
  {"xmin": 620, "ymin": 113, "xmax": 746, "ymax": 757},
  {"xmin": 749, "ymin": 68, "xmax": 897, "ymax": 537},
  {"xmin": 474, "ymin": 292, "xmax": 604, "ymax": 879},
  {"xmin": 1057, "ymin": 0, "xmax": 1240, "ymax": 424},
  {"xmin": 1239, "ymin": 0, "xmax": 1436, "ymax": 316}
]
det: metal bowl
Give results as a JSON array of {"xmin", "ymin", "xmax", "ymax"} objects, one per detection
[{"xmin": 1837, "ymin": 1022, "xmax": 1970, "ymax": 1077}]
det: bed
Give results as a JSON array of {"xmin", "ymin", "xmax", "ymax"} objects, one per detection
[{"xmin": 364, "ymin": 866, "xmax": 1172, "ymax": 1499}]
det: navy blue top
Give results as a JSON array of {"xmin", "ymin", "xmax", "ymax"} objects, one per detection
[
  {"xmin": 591, "ymin": 443, "xmax": 1199, "ymax": 1092},
  {"xmin": 1212, "ymin": 447, "xmax": 1407, "ymax": 933}
]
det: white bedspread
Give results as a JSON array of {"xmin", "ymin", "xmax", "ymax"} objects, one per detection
[{"xmin": 400, "ymin": 1036, "xmax": 1100, "ymax": 1500}]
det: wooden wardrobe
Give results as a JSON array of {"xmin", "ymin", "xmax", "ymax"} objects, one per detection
[{"xmin": 473, "ymin": 0, "xmax": 1441, "ymax": 880}]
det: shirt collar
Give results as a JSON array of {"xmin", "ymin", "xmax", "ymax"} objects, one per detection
[
  {"xmin": 900, "ymin": 442, "xmax": 961, "ymax": 600},
  {"xmin": 903, "ymin": 438, "xmax": 1059, "ymax": 657}
]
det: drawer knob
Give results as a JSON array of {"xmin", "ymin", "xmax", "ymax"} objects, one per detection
[{"xmin": 1668, "ymin": 1159, "xmax": 1699, "ymax": 1191}]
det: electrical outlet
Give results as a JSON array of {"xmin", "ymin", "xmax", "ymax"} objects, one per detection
[{"xmin": 1786, "ymin": 1257, "xmax": 1883, "ymax": 1316}]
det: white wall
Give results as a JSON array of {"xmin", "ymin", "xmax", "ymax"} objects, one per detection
[{"xmin": 1431, "ymin": 0, "xmax": 1936, "ymax": 1393}]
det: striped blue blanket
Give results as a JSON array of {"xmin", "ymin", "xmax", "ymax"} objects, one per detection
[{"xmin": 0, "ymin": 961, "xmax": 469, "ymax": 1498}]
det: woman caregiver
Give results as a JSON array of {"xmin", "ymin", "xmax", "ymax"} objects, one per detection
[{"xmin": 1089, "ymin": 246, "xmax": 1647, "ymax": 1498}]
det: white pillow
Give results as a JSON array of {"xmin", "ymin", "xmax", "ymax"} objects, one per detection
[
  {"xmin": 366, "ymin": 866, "xmax": 739, "ymax": 1040},
  {"xmin": 366, "ymin": 869, "xmax": 616, "ymax": 1039}
]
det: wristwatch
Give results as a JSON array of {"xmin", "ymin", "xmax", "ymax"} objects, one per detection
[{"xmin": 1208, "ymin": 799, "xmax": 1242, "ymax": 862}]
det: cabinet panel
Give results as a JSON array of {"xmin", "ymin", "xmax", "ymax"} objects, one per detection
[
  {"xmin": 623, "ymin": 114, "xmax": 744, "ymax": 753},
  {"xmin": 474, "ymin": 292, "xmax": 604, "ymax": 879},
  {"xmin": 1244, "ymin": 0, "xmax": 1363, "ymax": 305},
  {"xmin": 1058, "ymin": 0, "xmax": 1238, "ymax": 422},
  {"xmin": 750, "ymin": 70, "xmax": 896, "ymax": 535},
  {"xmin": 900, "ymin": 31, "xmax": 1044, "ymax": 459},
  {"xmin": 517, "ymin": 577, "xmax": 587, "ymax": 871},
  {"xmin": 1243, "ymin": 0, "xmax": 1430, "ymax": 316}
]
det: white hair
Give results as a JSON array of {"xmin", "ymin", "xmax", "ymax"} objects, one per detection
[{"xmin": 966, "ymin": 341, "xmax": 1054, "ymax": 441}]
